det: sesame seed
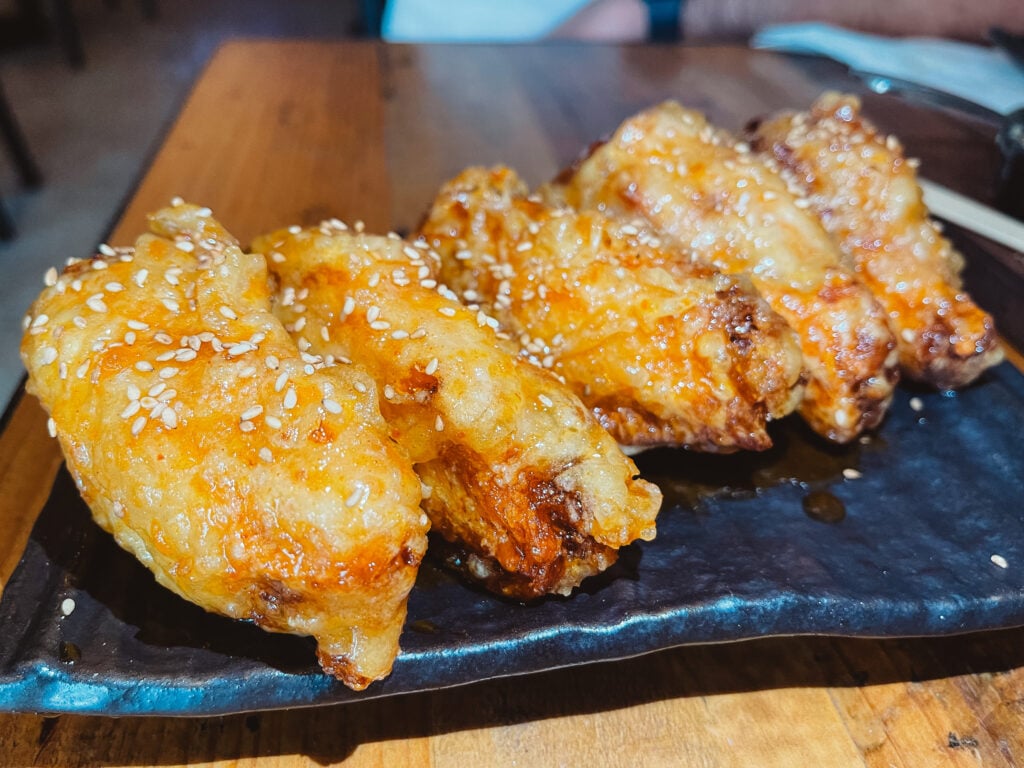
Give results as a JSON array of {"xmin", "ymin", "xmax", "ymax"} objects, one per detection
[
  {"xmin": 239, "ymin": 365, "xmax": 257, "ymax": 378},
  {"xmin": 322, "ymin": 398, "xmax": 342, "ymax": 414},
  {"xmin": 383, "ymin": 385, "xmax": 395, "ymax": 400},
  {"xmin": 320, "ymin": 326, "xmax": 331, "ymax": 342},
  {"xmin": 420, "ymin": 278, "xmax": 437, "ymax": 289},
  {"xmin": 842, "ymin": 468, "xmax": 862, "ymax": 480},
  {"xmin": 283, "ymin": 387, "xmax": 297, "ymax": 409},
  {"xmin": 239, "ymin": 420, "xmax": 255, "ymax": 432},
  {"xmin": 270, "ymin": 252, "xmax": 286, "ymax": 263},
  {"xmin": 127, "ymin": 319, "xmax": 149, "ymax": 331},
  {"xmin": 39, "ymin": 346, "xmax": 58, "ymax": 365},
  {"xmin": 44, "ymin": 267, "xmax": 58, "ymax": 286},
  {"xmin": 228, "ymin": 342, "xmax": 252, "ymax": 356},
  {"xmin": 219, "ymin": 306, "xmax": 238, "ymax": 320},
  {"xmin": 438, "ymin": 307, "xmax": 456, "ymax": 317},
  {"xmin": 909, "ymin": 397, "xmax": 924, "ymax": 412},
  {"xmin": 259, "ymin": 447, "xmax": 273, "ymax": 463},
  {"xmin": 175, "ymin": 348, "xmax": 197, "ymax": 362},
  {"xmin": 367, "ymin": 272, "xmax": 381, "ymax": 288},
  {"xmin": 131, "ymin": 416, "xmax": 147, "ymax": 436},
  {"xmin": 154, "ymin": 332, "xmax": 173, "ymax": 345},
  {"xmin": 126, "ymin": 383, "xmax": 142, "ymax": 400},
  {"xmin": 288, "ymin": 225, "xmax": 302, "ymax": 234},
  {"xmin": 161, "ymin": 408, "xmax": 178, "ymax": 429},
  {"xmin": 162, "ymin": 298, "xmax": 180, "ymax": 313},
  {"xmin": 158, "ymin": 366, "xmax": 179, "ymax": 379},
  {"xmin": 155, "ymin": 350, "xmax": 177, "ymax": 362},
  {"xmin": 175, "ymin": 240, "xmax": 195, "ymax": 253},
  {"xmin": 516, "ymin": 241, "xmax": 533, "ymax": 252},
  {"xmin": 75, "ymin": 361, "xmax": 90, "ymax": 378},
  {"xmin": 146, "ymin": 382, "xmax": 165, "ymax": 397},
  {"xmin": 435, "ymin": 415, "xmax": 444, "ymax": 431},
  {"xmin": 47, "ymin": 417, "xmax": 57, "ymax": 437},
  {"xmin": 240, "ymin": 405, "xmax": 264, "ymax": 421},
  {"xmin": 265, "ymin": 355, "xmax": 280, "ymax": 369},
  {"xmin": 345, "ymin": 486, "xmax": 363, "ymax": 508},
  {"xmin": 391, "ymin": 330, "xmax": 409, "ymax": 340},
  {"xmin": 538, "ymin": 394, "xmax": 553, "ymax": 407},
  {"xmin": 98, "ymin": 244, "xmax": 116, "ymax": 257},
  {"xmin": 170, "ymin": 196, "xmax": 184, "ymax": 207},
  {"xmin": 370, "ymin": 320, "xmax": 390, "ymax": 331},
  {"xmin": 367, "ymin": 306, "xmax": 381, "ymax": 323},
  {"xmin": 87, "ymin": 296, "xmax": 109, "ymax": 313},
  {"xmin": 991, "ymin": 554, "xmax": 1009, "ymax": 569},
  {"xmin": 411, "ymin": 328, "xmax": 427, "ymax": 340},
  {"xmin": 124, "ymin": 331, "xmax": 137, "ymax": 345},
  {"xmin": 425, "ymin": 357, "xmax": 439, "ymax": 375},
  {"xmin": 353, "ymin": 381, "xmax": 367, "ymax": 394},
  {"xmin": 266, "ymin": 415, "xmax": 282, "ymax": 429},
  {"xmin": 275, "ymin": 371, "xmax": 289, "ymax": 392},
  {"xmin": 158, "ymin": 389, "xmax": 176, "ymax": 402},
  {"xmin": 342, "ymin": 297, "xmax": 355, "ymax": 316},
  {"xmin": 61, "ymin": 598, "xmax": 76, "ymax": 616},
  {"xmin": 197, "ymin": 207, "xmax": 212, "ymax": 217}
]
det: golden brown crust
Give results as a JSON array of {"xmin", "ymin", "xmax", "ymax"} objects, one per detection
[
  {"xmin": 551, "ymin": 101, "xmax": 899, "ymax": 443},
  {"xmin": 747, "ymin": 92, "xmax": 1003, "ymax": 389},
  {"xmin": 21, "ymin": 204, "xmax": 429, "ymax": 690},
  {"xmin": 419, "ymin": 166, "xmax": 805, "ymax": 453},
  {"xmin": 253, "ymin": 222, "xmax": 662, "ymax": 600}
]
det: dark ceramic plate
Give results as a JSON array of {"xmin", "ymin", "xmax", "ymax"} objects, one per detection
[
  {"xmin": 1, "ymin": 364, "xmax": 1023, "ymax": 716},
  {"xmin": 2, "ymin": 227, "xmax": 1024, "ymax": 716}
]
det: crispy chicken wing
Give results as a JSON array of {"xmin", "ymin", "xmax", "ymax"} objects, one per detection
[
  {"xmin": 418, "ymin": 166, "xmax": 805, "ymax": 453},
  {"xmin": 551, "ymin": 101, "xmax": 899, "ymax": 443},
  {"xmin": 747, "ymin": 92, "xmax": 1003, "ymax": 388},
  {"xmin": 21, "ymin": 203, "xmax": 428, "ymax": 690},
  {"xmin": 253, "ymin": 221, "xmax": 662, "ymax": 600}
]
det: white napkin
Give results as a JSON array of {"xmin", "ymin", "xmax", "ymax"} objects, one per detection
[{"xmin": 752, "ymin": 22, "xmax": 1024, "ymax": 116}]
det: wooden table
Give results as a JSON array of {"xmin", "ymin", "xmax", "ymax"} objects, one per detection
[{"xmin": 2, "ymin": 39, "xmax": 1023, "ymax": 767}]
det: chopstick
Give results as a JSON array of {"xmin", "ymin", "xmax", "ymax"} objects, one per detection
[{"xmin": 920, "ymin": 178, "xmax": 1024, "ymax": 254}]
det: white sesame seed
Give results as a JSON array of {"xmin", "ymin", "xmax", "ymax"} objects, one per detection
[
  {"xmin": 155, "ymin": 350, "xmax": 176, "ymax": 362},
  {"xmin": 435, "ymin": 415, "xmax": 444, "ymax": 431},
  {"xmin": 266, "ymin": 415, "xmax": 282, "ymax": 429},
  {"xmin": 383, "ymin": 385, "xmax": 395, "ymax": 400},
  {"xmin": 538, "ymin": 394, "xmax": 553, "ymax": 408},
  {"xmin": 175, "ymin": 240, "xmax": 195, "ymax": 253},
  {"xmin": 228, "ymin": 342, "xmax": 252, "ymax": 356},
  {"xmin": 367, "ymin": 306, "xmax": 381, "ymax": 323},
  {"xmin": 424, "ymin": 357, "xmax": 439, "ymax": 375},
  {"xmin": 259, "ymin": 447, "xmax": 273, "ymax": 462},
  {"xmin": 219, "ymin": 305, "xmax": 238, "ymax": 320},
  {"xmin": 288, "ymin": 224, "xmax": 302, "ymax": 234},
  {"xmin": 274, "ymin": 371, "xmax": 289, "ymax": 392},
  {"xmin": 75, "ymin": 361, "xmax": 90, "ymax": 378},
  {"xmin": 105, "ymin": 281, "xmax": 125, "ymax": 293},
  {"xmin": 127, "ymin": 319, "xmax": 149, "ymax": 331},
  {"xmin": 842, "ymin": 468, "xmax": 862, "ymax": 480},
  {"xmin": 265, "ymin": 355, "xmax": 280, "ymax": 370},
  {"xmin": 438, "ymin": 307, "xmax": 456, "ymax": 317},
  {"xmin": 353, "ymin": 381, "xmax": 368, "ymax": 394},
  {"xmin": 991, "ymin": 554, "xmax": 1009, "ymax": 569},
  {"xmin": 240, "ymin": 405, "xmax": 264, "ymax": 421},
  {"xmin": 322, "ymin": 398, "xmax": 342, "ymax": 414},
  {"xmin": 367, "ymin": 272, "xmax": 381, "ymax": 288},
  {"xmin": 146, "ymin": 382, "xmax": 165, "ymax": 397},
  {"xmin": 516, "ymin": 241, "xmax": 533, "ymax": 252},
  {"xmin": 158, "ymin": 389, "xmax": 176, "ymax": 402},
  {"xmin": 124, "ymin": 331, "xmax": 136, "ymax": 346},
  {"xmin": 130, "ymin": 416, "xmax": 147, "ymax": 436},
  {"xmin": 158, "ymin": 366, "xmax": 179, "ymax": 379},
  {"xmin": 44, "ymin": 267, "xmax": 58, "ymax": 286},
  {"xmin": 197, "ymin": 207, "xmax": 212, "ymax": 217},
  {"xmin": 342, "ymin": 296, "xmax": 355, "ymax": 316},
  {"xmin": 270, "ymin": 252, "xmax": 286, "ymax": 263},
  {"xmin": 161, "ymin": 408, "xmax": 178, "ymax": 429},
  {"xmin": 345, "ymin": 487, "xmax": 362, "ymax": 507},
  {"xmin": 170, "ymin": 195, "xmax": 184, "ymax": 207},
  {"xmin": 320, "ymin": 326, "xmax": 331, "ymax": 342},
  {"xmin": 175, "ymin": 348, "xmax": 197, "ymax": 362},
  {"xmin": 162, "ymin": 298, "xmax": 180, "ymax": 313},
  {"xmin": 60, "ymin": 598, "xmax": 76, "ymax": 616},
  {"xmin": 909, "ymin": 397, "xmax": 924, "ymax": 412},
  {"xmin": 87, "ymin": 296, "xmax": 109, "ymax": 313},
  {"xmin": 98, "ymin": 243, "xmax": 116, "ymax": 257},
  {"xmin": 154, "ymin": 332, "xmax": 173, "ymax": 345},
  {"xmin": 370, "ymin": 320, "xmax": 390, "ymax": 331},
  {"xmin": 239, "ymin": 420, "xmax": 255, "ymax": 432},
  {"xmin": 283, "ymin": 387, "xmax": 297, "ymax": 409},
  {"xmin": 47, "ymin": 417, "xmax": 57, "ymax": 437}
]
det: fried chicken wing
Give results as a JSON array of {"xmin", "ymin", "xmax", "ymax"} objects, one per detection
[
  {"xmin": 21, "ymin": 203, "xmax": 428, "ymax": 690},
  {"xmin": 253, "ymin": 221, "xmax": 662, "ymax": 600},
  {"xmin": 550, "ymin": 101, "xmax": 899, "ymax": 443},
  {"xmin": 418, "ymin": 166, "xmax": 805, "ymax": 453},
  {"xmin": 747, "ymin": 92, "xmax": 1003, "ymax": 388}
]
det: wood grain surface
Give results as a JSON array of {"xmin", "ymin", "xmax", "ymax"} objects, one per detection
[{"xmin": 1, "ymin": 39, "xmax": 1023, "ymax": 767}]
